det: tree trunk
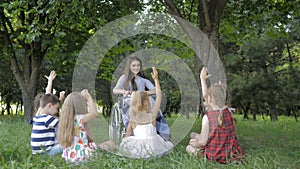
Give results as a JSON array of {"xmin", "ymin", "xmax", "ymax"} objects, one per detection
[
  {"xmin": 11, "ymin": 52, "xmax": 42, "ymax": 123},
  {"xmin": 6, "ymin": 101, "xmax": 11, "ymax": 115},
  {"xmin": 198, "ymin": 0, "xmax": 227, "ymax": 54},
  {"xmin": 1, "ymin": 3, "xmax": 51, "ymax": 122},
  {"xmin": 237, "ymin": 101, "xmax": 249, "ymax": 120},
  {"xmin": 268, "ymin": 95, "xmax": 278, "ymax": 121},
  {"xmin": 261, "ymin": 56, "xmax": 278, "ymax": 121},
  {"xmin": 252, "ymin": 111, "xmax": 257, "ymax": 121},
  {"xmin": 22, "ymin": 92, "xmax": 36, "ymax": 122},
  {"xmin": 243, "ymin": 103, "xmax": 250, "ymax": 120},
  {"xmin": 15, "ymin": 101, "xmax": 20, "ymax": 115},
  {"xmin": 253, "ymin": 103, "xmax": 258, "ymax": 121},
  {"xmin": 292, "ymin": 107, "xmax": 298, "ymax": 122},
  {"xmin": 160, "ymin": 0, "xmax": 228, "ymax": 112},
  {"xmin": 160, "ymin": 0, "xmax": 227, "ymax": 57}
]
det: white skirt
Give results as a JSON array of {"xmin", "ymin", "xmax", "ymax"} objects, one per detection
[{"xmin": 119, "ymin": 124, "xmax": 173, "ymax": 158}]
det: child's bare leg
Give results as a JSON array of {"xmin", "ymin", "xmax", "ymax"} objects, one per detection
[{"xmin": 189, "ymin": 132, "xmax": 204, "ymax": 149}]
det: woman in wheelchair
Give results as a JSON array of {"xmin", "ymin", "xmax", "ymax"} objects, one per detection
[
  {"xmin": 113, "ymin": 56, "xmax": 171, "ymax": 141},
  {"xmin": 119, "ymin": 67, "xmax": 173, "ymax": 158}
]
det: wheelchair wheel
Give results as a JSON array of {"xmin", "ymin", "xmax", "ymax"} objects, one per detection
[{"xmin": 109, "ymin": 103, "xmax": 123, "ymax": 144}]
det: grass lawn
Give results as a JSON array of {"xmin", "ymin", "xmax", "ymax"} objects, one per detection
[{"xmin": 0, "ymin": 114, "xmax": 299, "ymax": 169}]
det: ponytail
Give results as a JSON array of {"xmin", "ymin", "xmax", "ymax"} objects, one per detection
[{"xmin": 217, "ymin": 108, "xmax": 225, "ymax": 128}]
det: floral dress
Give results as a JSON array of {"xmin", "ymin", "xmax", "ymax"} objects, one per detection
[{"xmin": 62, "ymin": 115, "xmax": 97, "ymax": 164}]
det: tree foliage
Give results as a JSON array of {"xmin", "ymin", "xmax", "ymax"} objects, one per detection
[
  {"xmin": 222, "ymin": 0, "xmax": 300, "ymax": 121},
  {"xmin": 0, "ymin": 0, "xmax": 299, "ymax": 122},
  {"xmin": 0, "ymin": 0, "xmax": 144, "ymax": 122}
]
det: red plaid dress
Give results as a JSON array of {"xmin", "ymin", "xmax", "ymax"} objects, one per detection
[{"xmin": 204, "ymin": 108, "xmax": 243, "ymax": 164}]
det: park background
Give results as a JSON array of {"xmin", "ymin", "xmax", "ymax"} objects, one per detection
[{"xmin": 0, "ymin": 0, "xmax": 299, "ymax": 168}]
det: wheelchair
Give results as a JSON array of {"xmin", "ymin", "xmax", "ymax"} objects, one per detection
[
  {"xmin": 109, "ymin": 96, "xmax": 127, "ymax": 144},
  {"xmin": 109, "ymin": 94, "xmax": 154, "ymax": 143}
]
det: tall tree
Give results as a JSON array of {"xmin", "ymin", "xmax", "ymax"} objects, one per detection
[
  {"xmin": 150, "ymin": 0, "xmax": 228, "ymax": 114},
  {"xmin": 222, "ymin": 0, "xmax": 300, "ymax": 121},
  {"xmin": 156, "ymin": 0, "xmax": 227, "ymax": 51},
  {"xmin": 0, "ymin": 1, "xmax": 65, "ymax": 122},
  {"xmin": 0, "ymin": 0, "xmax": 144, "ymax": 122}
]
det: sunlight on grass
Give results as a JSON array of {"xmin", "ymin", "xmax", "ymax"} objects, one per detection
[{"xmin": 0, "ymin": 114, "xmax": 299, "ymax": 168}]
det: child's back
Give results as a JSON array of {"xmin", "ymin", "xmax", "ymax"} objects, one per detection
[
  {"xmin": 30, "ymin": 93, "xmax": 62, "ymax": 155},
  {"xmin": 31, "ymin": 113, "xmax": 59, "ymax": 154},
  {"xmin": 119, "ymin": 67, "xmax": 173, "ymax": 158}
]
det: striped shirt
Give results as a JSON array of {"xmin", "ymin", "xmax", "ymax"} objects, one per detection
[{"xmin": 30, "ymin": 114, "xmax": 59, "ymax": 154}]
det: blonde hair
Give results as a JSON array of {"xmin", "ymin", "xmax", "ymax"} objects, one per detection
[
  {"xmin": 208, "ymin": 84, "xmax": 226, "ymax": 128},
  {"xmin": 129, "ymin": 91, "xmax": 150, "ymax": 120},
  {"xmin": 58, "ymin": 92, "xmax": 88, "ymax": 147}
]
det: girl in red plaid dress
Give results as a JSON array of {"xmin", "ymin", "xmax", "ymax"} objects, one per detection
[{"xmin": 186, "ymin": 67, "xmax": 243, "ymax": 164}]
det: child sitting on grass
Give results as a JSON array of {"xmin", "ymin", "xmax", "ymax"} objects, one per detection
[
  {"xmin": 58, "ymin": 89, "xmax": 114, "ymax": 164},
  {"xmin": 119, "ymin": 67, "xmax": 173, "ymax": 158},
  {"xmin": 186, "ymin": 67, "xmax": 243, "ymax": 164},
  {"xmin": 30, "ymin": 70, "xmax": 64, "ymax": 155}
]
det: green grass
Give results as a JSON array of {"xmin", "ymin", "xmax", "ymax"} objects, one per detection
[{"xmin": 0, "ymin": 114, "xmax": 299, "ymax": 169}]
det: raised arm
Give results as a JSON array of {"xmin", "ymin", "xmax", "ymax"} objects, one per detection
[
  {"xmin": 80, "ymin": 89, "xmax": 98, "ymax": 124},
  {"xmin": 44, "ymin": 70, "xmax": 56, "ymax": 94},
  {"xmin": 200, "ymin": 67, "xmax": 210, "ymax": 101},
  {"xmin": 150, "ymin": 67, "xmax": 162, "ymax": 118}
]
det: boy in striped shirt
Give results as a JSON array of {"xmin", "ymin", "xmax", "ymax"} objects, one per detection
[
  {"xmin": 30, "ymin": 70, "xmax": 64, "ymax": 155},
  {"xmin": 30, "ymin": 94, "xmax": 63, "ymax": 155}
]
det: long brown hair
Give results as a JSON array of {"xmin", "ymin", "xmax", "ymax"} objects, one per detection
[
  {"xmin": 123, "ymin": 56, "xmax": 148, "ymax": 91},
  {"xmin": 58, "ymin": 92, "xmax": 88, "ymax": 147}
]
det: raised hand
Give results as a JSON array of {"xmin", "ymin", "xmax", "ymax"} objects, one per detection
[
  {"xmin": 200, "ymin": 67, "xmax": 211, "ymax": 81},
  {"xmin": 151, "ymin": 67, "xmax": 158, "ymax": 80},
  {"xmin": 59, "ymin": 91, "xmax": 66, "ymax": 101},
  {"xmin": 45, "ymin": 70, "xmax": 56, "ymax": 82},
  {"xmin": 45, "ymin": 70, "xmax": 56, "ymax": 94}
]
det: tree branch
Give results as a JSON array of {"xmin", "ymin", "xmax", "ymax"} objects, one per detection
[
  {"xmin": 201, "ymin": 0, "xmax": 211, "ymax": 31},
  {"xmin": 159, "ymin": 0, "xmax": 182, "ymax": 18},
  {"xmin": 208, "ymin": 0, "xmax": 227, "ymax": 29},
  {"xmin": 0, "ymin": 7, "xmax": 23, "ymax": 88},
  {"xmin": 0, "ymin": 7, "xmax": 13, "ymax": 48}
]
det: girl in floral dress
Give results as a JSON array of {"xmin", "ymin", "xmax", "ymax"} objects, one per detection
[{"xmin": 58, "ymin": 89, "xmax": 114, "ymax": 164}]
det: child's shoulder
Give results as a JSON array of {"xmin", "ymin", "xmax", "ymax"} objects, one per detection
[
  {"xmin": 32, "ymin": 114, "xmax": 57, "ymax": 124},
  {"xmin": 209, "ymin": 107, "xmax": 228, "ymax": 111},
  {"xmin": 207, "ymin": 108, "xmax": 229, "ymax": 114},
  {"xmin": 35, "ymin": 114, "xmax": 51, "ymax": 118}
]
